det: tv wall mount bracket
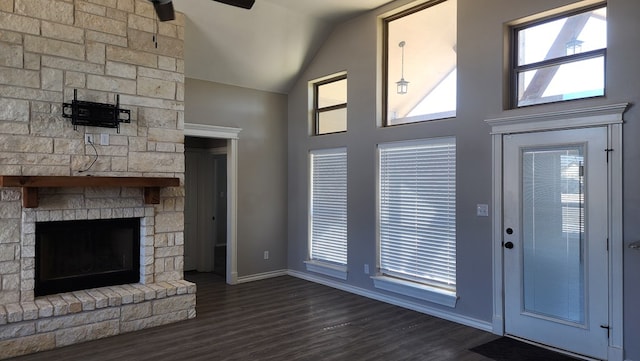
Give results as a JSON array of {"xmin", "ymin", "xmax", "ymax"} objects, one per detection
[{"xmin": 62, "ymin": 89, "xmax": 131, "ymax": 132}]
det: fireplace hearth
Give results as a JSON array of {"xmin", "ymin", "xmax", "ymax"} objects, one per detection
[{"xmin": 35, "ymin": 218, "xmax": 141, "ymax": 296}]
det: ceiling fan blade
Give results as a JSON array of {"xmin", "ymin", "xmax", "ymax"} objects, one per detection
[
  {"xmin": 213, "ymin": 0, "xmax": 255, "ymax": 10},
  {"xmin": 151, "ymin": 0, "xmax": 176, "ymax": 21}
]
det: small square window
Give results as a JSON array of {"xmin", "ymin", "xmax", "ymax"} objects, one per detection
[
  {"xmin": 512, "ymin": 5, "xmax": 607, "ymax": 107},
  {"xmin": 313, "ymin": 76, "xmax": 347, "ymax": 135}
]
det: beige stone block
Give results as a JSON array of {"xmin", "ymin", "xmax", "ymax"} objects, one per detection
[
  {"xmin": 119, "ymin": 94, "xmax": 182, "ymax": 111},
  {"xmin": 72, "ymin": 291, "xmax": 96, "ymax": 311},
  {"xmin": 147, "ymin": 128, "xmax": 182, "ymax": 143},
  {"xmin": 24, "ymin": 35, "xmax": 84, "ymax": 60},
  {"xmin": 85, "ymin": 289, "xmax": 109, "ymax": 309},
  {"xmin": 117, "ymin": 0, "xmax": 134, "ymax": 12},
  {"xmin": 177, "ymin": 25, "xmax": 184, "ymax": 40},
  {"xmin": 146, "ymin": 284, "xmax": 167, "ymax": 299},
  {"xmin": 0, "ymin": 261, "xmax": 20, "ymax": 274},
  {"xmin": 0, "ymin": 68, "xmax": 39, "ymax": 88},
  {"xmin": 152, "ymin": 294, "xmax": 194, "ymax": 315},
  {"xmin": 157, "ymin": 56, "xmax": 176, "ymax": 72},
  {"xmin": 0, "ymin": 135, "xmax": 52, "ymax": 154},
  {"xmin": 86, "ymin": 42, "xmax": 106, "ymax": 64},
  {"xmin": 98, "ymin": 287, "xmax": 122, "ymax": 307},
  {"xmin": 106, "ymin": 7, "xmax": 128, "ymax": 22},
  {"xmin": 105, "ymin": 61, "xmax": 136, "ymax": 79},
  {"xmin": 174, "ymin": 12, "xmax": 185, "ymax": 27},
  {"xmin": 0, "ymin": 305, "xmax": 6, "ymax": 325},
  {"xmin": 134, "ymin": 0, "xmax": 154, "ymax": 18},
  {"xmin": 106, "ymin": 45, "xmax": 156, "ymax": 68},
  {"xmin": 76, "ymin": 1, "xmax": 106, "ymax": 16},
  {"xmin": 157, "ymin": 22, "xmax": 177, "ymax": 38},
  {"xmin": 35, "ymin": 298, "xmax": 54, "ymax": 318},
  {"xmin": 0, "ymin": 244, "xmax": 18, "ymax": 262},
  {"xmin": 128, "ymin": 151, "xmax": 183, "ymax": 173},
  {"xmin": 41, "ymin": 21, "xmax": 84, "ymax": 44},
  {"xmin": 0, "ymin": 333, "xmax": 55, "ymax": 358},
  {"xmin": 2, "ymin": 273, "xmax": 19, "ymax": 291},
  {"xmin": 138, "ymin": 67, "xmax": 183, "ymax": 83},
  {"xmin": 21, "ymin": 302, "xmax": 38, "ymax": 321},
  {"xmin": 86, "ymin": 74, "xmax": 136, "ymax": 94},
  {"xmin": 64, "ymin": 71, "xmax": 86, "ymax": 88},
  {"xmin": 76, "ymin": 11, "xmax": 126, "ymax": 36},
  {"xmin": 90, "ymin": 0, "xmax": 117, "ymax": 7},
  {"xmin": 128, "ymin": 29, "xmax": 183, "ymax": 59},
  {"xmin": 139, "ymin": 108, "xmax": 177, "ymax": 129},
  {"xmin": 54, "ymin": 319, "xmax": 119, "ymax": 347},
  {"xmin": 128, "ymin": 13, "xmax": 154, "ymax": 33},
  {"xmin": 1, "ymin": 189, "xmax": 21, "ymax": 202},
  {"xmin": 155, "ymin": 143, "xmax": 175, "ymax": 153},
  {"xmin": 120, "ymin": 302, "xmax": 151, "ymax": 321},
  {"xmin": 120, "ymin": 309, "xmax": 187, "ymax": 333},
  {"xmin": 41, "ymin": 68, "xmax": 63, "ymax": 91},
  {"xmin": 5, "ymin": 303, "xmax": 23, "ymax": 323},
  {"xmin": 0, "ymin": 86, "xmax": 61, "ymax": 103},
  {"xmin": 0, "ymin": 13, "xmax": 40, "ymax": 35},
  {"xmin": 0, "ymin": 291, "xmax": 20, "ymax": 305},
  {"xmin": 23, "ymin": 52, "xmax": 40, "ymax": 70},
  {"xmin": 46, "ymin": 295, "xmax": 69, "ymax": 316},
  {"xmin": 0, "ymin": 322, "xmax": 36, "ymax": 341},
  {"xmin": 131, "ymin": 284, "xmax": 156, "ymax": 300},
  {"xmin": 86, "ymin": 30, "xmax": 127, "ymax": 47},
  {"xmin": 0, "ymin": 30, "xmax": 22, "ymax": 44},
  {"xmin": 0, "ymin": 99, "xmax": 29, "ymax": 123},
  {"xmin": 15, "ymin": 0, "xmax": 74, "ymax": 24},
  {"xmin": 0, "ymin": 43, "xmax": 23, "ymax": 68},
  {"xmin": 36, "ymin": 308, "xmax": 119, "ymax": 333},
  {"xmin": 0, "ymin": 0, "xmax": 13, "ymax": 12},
  {"xmin": 108, "ymin": 286, "xmax": 133, "ymax": 304},
  {"xmin": 120, "ymin": 284, "xmax": 144, "ymax": 303},
  {"xmin": 176, "ymin": 82, "xmax": 184, "ymax": 101}
]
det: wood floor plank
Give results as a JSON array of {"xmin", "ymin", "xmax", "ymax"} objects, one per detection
[{"xmin": 9, "ymin": 273, "xmax": 497, "ymax": 360}]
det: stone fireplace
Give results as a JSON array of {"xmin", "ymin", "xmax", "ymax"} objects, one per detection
[{"xmin": 0, "ymin": 0, "xmax": 194, "ymax": 358}]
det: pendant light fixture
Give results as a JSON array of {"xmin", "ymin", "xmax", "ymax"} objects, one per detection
[{"xmin": 396, "ymin": 41, "xmax": 409, "ymax": 94}]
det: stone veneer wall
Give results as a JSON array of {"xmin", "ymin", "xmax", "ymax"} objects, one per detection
[{"xmin": 0, "ymin": 0, "xmax": 193, "ymax": 358}]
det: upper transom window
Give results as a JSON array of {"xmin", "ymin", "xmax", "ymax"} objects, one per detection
[
  {"xmin": 384, "ymin": 0, "xmax": 457, "ymax": 126},
  {"xmin": 512, "ymin": 4, "xmax": 607, "ymax": 107},
  {"xmin": 313, "ymin": 75, "xmax": 347, "ymax": 135}
]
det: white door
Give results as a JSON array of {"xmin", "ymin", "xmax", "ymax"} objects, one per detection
[{"xmin": 503, "ymin": 127, "xmax": 609, "ymax": 360}]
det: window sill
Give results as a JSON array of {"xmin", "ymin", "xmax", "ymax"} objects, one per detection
[
  {"xmin": 372, "ymin": 276, "xmax": 458, "ymax": 308},
  {"xmin": 304, "ymin": 260, "xmax": 347, "ymax": 280}
]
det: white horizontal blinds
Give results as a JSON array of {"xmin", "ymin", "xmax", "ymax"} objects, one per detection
[
  {"xmin": 310, "ymin": 148, "xmax": 347, "ymax": 265},
  {"xmin": 379, "ymin": 138, "xmax": 456, "ymax": 290}
]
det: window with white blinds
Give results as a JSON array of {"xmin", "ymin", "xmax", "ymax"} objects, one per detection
[
  {"xmin": 378, "ymin": 137, "xmax": 456, "ymax": 291},
  {"xmin": 310, "ymin": 148, "xmax": 347, "ymax": 266}
]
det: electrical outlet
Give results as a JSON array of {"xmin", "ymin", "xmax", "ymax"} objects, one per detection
[
  {"xmin": 263, "ymin": 251, "xmax": 269, "ymax": 260},
  {"xmin": 364, "ymin": 264, "xmax": 369, "ymax": 274},
  {"xmin": 84, "ymin": 134, "xmax": 94, "ymax": 144},
  {"xmin": 100, "ymin": 133, "xmax": 109, "ymax": 146},
  {"xmin": 477, "ymin": 204, "xmax": 489, "ymax": 217}
]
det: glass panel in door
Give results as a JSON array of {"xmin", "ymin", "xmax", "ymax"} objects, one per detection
[{"xmin": 522, "ymin": 147, "xmax": 584, "ymax": 324}]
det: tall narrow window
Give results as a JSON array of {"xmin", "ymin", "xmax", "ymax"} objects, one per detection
[
  {"xmin": 512, "ymin": 5, "xmax": 607, "ymax": 107},
  {"xmin": 307, "ymin": 148, "xmax": 347, "ymax": 279},
  {"xmin": 384, "ymin": 0, "xmax": 457, "ymax": 126},
  {"xmin": 377, "ymin": 138, "xmax": 456, "ymax": 303},
  {"xmin": 313, "ymin": 75, "xmax": 347, "ymax": 135}
]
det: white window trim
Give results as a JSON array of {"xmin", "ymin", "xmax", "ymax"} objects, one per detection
[{"xmin": 374, "ymin": 137, "xmax": 458, "ymax": 307}]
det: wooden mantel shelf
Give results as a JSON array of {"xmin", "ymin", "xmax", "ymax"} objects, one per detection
[{"xmin": 0, "ymin": 176, "xmax": 180, "ymax": 208}]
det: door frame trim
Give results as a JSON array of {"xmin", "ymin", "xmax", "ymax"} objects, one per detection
[
  {"xmin": 184, "ymin": 123, "xmax": 242, "ymax": 285},
  {"xmin": 486, "ymin": 103, "xmax": 628, "ymax": 360}
]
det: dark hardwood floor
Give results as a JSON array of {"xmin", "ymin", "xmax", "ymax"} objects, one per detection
[{"xmin": 11, "ymin": 273, "xmax": 498, "ymax": 360}]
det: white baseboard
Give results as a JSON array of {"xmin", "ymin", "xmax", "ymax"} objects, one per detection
[
  {"xmin": 287, "ymin": 269, "xmax": 493, "ymax": 332},
  {"xmin": 236, "ymin": 269, "xmax": 288, "ymax": 283}
]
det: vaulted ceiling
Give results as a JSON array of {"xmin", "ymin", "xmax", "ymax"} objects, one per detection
[{"xmin": 174, "ymin": 0, "xmax": 395, "ymax": 94}]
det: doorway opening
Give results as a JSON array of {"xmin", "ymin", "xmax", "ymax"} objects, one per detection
[{"xmin": 184, "ymin": 124, "xmax": 241, "ymax": 285}]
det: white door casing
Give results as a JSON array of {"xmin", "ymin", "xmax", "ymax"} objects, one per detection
[
  {"xmin": 184, "ymin": 123, "xmax": 241, "ymax": 285},
  {"xmin": 487, "ymin": 103, "xmax": 627, "ymax": 361},
  {"xmin": 503, "ymin": 127, "xmax": 607, "ymax": 359}
]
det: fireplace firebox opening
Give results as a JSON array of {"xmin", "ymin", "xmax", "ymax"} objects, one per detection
[{"xmin": 35, "ymin": 217, "xmax": 141, "ymax": 296}]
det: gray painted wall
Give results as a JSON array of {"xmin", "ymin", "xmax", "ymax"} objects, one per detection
[
  {"xmin": 287, "ymin": 0, "xmax": 640, "ymax": 359},
  {"xmin": 184, "ymin": 78, "xmax": 289, "ymax": 277}
]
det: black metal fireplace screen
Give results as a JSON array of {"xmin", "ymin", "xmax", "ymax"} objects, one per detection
[{"xmin": 35, "ymin": 218, "xmax": 140, "ymax": 297}]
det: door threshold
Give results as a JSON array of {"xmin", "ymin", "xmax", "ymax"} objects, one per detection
[{"xmin": 505, "ymin": 335, "xmax": 602, "ymax": 361}]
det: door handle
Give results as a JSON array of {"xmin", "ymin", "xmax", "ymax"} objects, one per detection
[{"xmin": 504, "ymin": 241, "xmax": 514, "ymax": 249}]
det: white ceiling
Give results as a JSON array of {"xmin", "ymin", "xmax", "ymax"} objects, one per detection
[{"xmin": 174, "ymin": 0, "xmax": 395, "ymax": 94}]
